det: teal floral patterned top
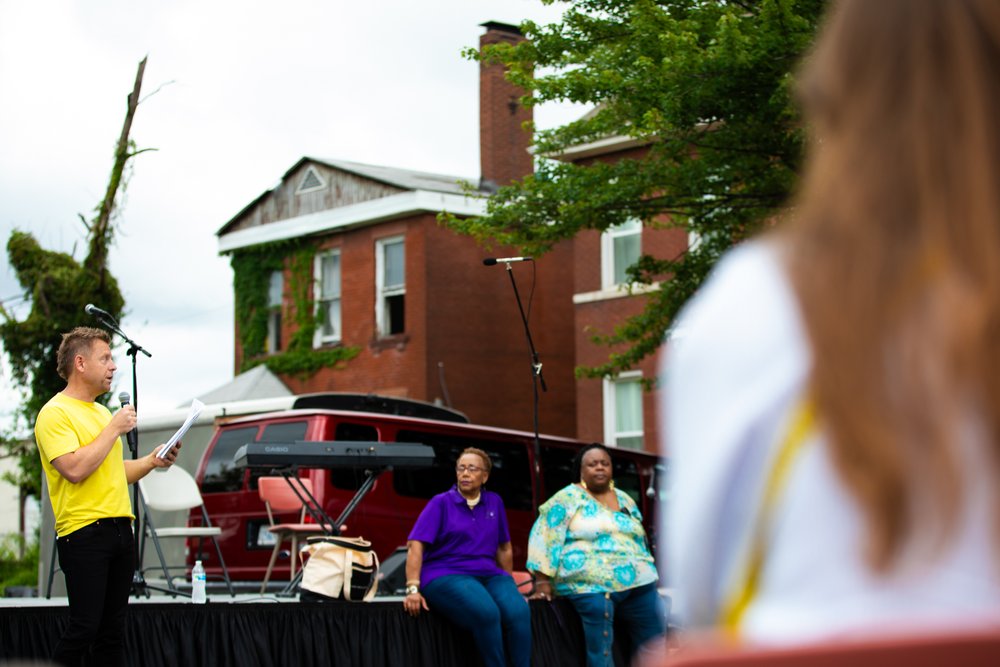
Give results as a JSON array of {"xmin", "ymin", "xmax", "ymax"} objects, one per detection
[{"xmin": 526, "ymin": 483, "xmax": 658, "ymax": 595}]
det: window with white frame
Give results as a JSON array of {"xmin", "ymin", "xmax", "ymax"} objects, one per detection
[
  {"xmin": 314, "ymin": 250, "xmax": 342, "ymax": 346},
  {"xmin": 376, "ymin": 236, "xmax": 405, "ymax": 336},
  {"xmin": 266, "ymin": 270, "xmax": 283, "ymax": 354},
  {"xmin": 601, "ymin": 217, "xmax": 642, "ymax": 289},
  {"xmin": 603, "ymin": 372, "xmax": 644, "ymax": 449}
]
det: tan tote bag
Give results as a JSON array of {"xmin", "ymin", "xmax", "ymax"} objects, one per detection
[{"xmin": 299, "ymin": 536, "xmax": 380, "ymax": 602}]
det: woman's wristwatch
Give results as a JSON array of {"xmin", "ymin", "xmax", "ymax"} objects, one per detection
[{"xmin": 405, "ymin": 583, "xmax": 420, "ymax": 596}]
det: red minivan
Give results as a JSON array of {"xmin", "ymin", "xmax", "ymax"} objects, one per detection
[{"xmin": 189, "ymin": 394, "xmax": 662, "ymax": 587}]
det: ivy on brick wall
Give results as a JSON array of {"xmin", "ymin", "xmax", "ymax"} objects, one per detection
[{"xmin": 231, "ymin": 241, "xmax": 360, "ymax": 379}]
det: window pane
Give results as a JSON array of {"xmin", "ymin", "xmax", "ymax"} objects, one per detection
[
  {"xmin": 612, "ymin": 458, "xmax": 641, "ymax": 504},
  {"xmin": 615, "ymin": 381, "xmax": 643, "ymax": 433},
  {"xmin": 613, "ymin": 234, "xmax": 641, "ymax": 284},
  {"xmin": 384, "ymin": 241, "xmax": 405, "ymax": 289},
  {"xmin": 385, "ymin": 294, "xmax": 405, "ymax": 335},
  {"xmin": 329, "ymin": 423, "xmax": 380, "ymax": 491},
  {"xmin": 202, "ymin": 427, "xmax": 258, "ymax": 494},
  {"xmin": 249, "ymin": 421, "xmax": 310, "ymax": 489},
  {"xmin": 539, "ymin": 446, "xmax": 575, "ymax": 501},
  {"xmin": 616, "ymin": 435, "xmax": 644, "ymax": 451},
  {"xmin": 259, "ymin": 421, "xmax": 309, "ymax": 443},
  {"xmin": 320, "ymin": 297, "xmax": 341, "ymax": 338},
  {"xmin": 393, "ymin": 431, "xmax": 532, "ymax": 511},
  {"xmin": 540, "ymin": 445, "xmax": 643, "ymax": 502},
  {"xmin": 267, "ymin": 310, "xmax": 281, "ymax": 353},
  {"xmin": 321, "ymin": 253, "xmax": 340, "ymax": 296},
  {"xmin": 268, "ymin": 271, "xmax": 283, "ymax": 307}
]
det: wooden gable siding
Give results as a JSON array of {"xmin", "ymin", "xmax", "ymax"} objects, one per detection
[{"xmin": 225, "ymin": 162, "xmax": 405, "ymax": 234}]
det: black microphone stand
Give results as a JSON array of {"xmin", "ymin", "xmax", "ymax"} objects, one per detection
[
  {"xmin": 500, "ymin": 260, "xmax": 546, "ymax": 506},
  {"xmin": 90, "ymin": 311, "xmax": 171, "ymax": 597}
]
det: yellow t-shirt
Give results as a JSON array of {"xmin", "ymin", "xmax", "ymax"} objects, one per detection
[{"xmin": 35, "ymin": 392, "xmax": 133, "ymax": 536}]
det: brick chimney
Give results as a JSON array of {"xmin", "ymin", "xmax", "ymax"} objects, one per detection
[{"xmin": 479, "ymin": 21, "xmax": 533, "ymax": 190}]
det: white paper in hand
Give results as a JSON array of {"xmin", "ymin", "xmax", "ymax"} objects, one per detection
[{"xmin": 156, "ymin": 398, "xmax": 205, "ymax": 459}]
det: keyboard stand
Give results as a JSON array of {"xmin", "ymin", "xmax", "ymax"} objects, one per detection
[{"xmin": 277, "ymin": 466, "xmax": 387, "ymax": 597}]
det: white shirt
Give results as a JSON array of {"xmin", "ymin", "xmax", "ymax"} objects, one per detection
[{"xmin": 662, "ymin": 241, "xmax": 1000, "ymax": 643}]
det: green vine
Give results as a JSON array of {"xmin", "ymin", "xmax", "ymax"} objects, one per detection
[
  {"xmin": 231, "ymin": 244, "xmax": 284, "ymax": 361},
  {"xmin": 286, "ymin": 246, "xmax": 318, "ymax": 350},
  {"xmin": 231, "ymin": 241, "xmax": 360, "ymax": 379},
  {"xmin": 262, "ymin": 347, "xmax": 360, "ymax": 379}
]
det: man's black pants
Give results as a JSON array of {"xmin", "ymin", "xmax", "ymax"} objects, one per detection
[{"xmin": 54, "ymin": 516, "xmax": 134, "ymax": 667}]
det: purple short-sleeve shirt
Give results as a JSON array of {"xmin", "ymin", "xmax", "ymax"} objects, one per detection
[{"xmin": 408, "ymin": 486, "xmax": 511, "ymax": 587}]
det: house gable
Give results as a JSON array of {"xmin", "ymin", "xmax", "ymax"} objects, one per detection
[{"xmin": 221, "ymin": 159, "xmax": 406, "ymax": 236}]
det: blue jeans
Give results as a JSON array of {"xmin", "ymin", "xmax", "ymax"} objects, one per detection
[
  {"xmin": 53, "ymin": 517, "xmax": 135, "ymax": 667},
  {"xmin": 422, "ymin": 574, "xmax": 531, "ymax": 667},
  {"xmin": 566, "ymin": 582, "xmax": 665, "ymax": 667}
]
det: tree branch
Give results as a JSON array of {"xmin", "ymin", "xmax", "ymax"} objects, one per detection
[{"xmin": 85, "ymin": 56, "xmax": 146, "ymax": 276}]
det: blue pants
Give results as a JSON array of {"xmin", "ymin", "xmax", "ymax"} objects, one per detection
[
  {"xmin": 422, "ymin": 574, "xmax": 531, "ymax": 667},
  {"xmin": 566, "ymin": 582, "xmax": 664, "ymax": 667},
  {"xmin": 54, "ymin": 517, "xmax": 135, "ymax": 667}
]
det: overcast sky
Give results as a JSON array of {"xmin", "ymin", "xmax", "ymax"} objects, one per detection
[{"xmin": 0, "ymin": 0, "xmax": 582, "ymax": 427}]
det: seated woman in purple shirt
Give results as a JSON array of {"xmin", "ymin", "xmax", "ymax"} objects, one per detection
[{"xmin": 403, "ymin": 447, "xmax": 530, "ymax": 667}]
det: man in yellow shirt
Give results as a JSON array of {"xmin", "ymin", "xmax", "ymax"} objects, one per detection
[{"xmin": 35, "ymin": 327, "xmax": 179, "ymax": 666}]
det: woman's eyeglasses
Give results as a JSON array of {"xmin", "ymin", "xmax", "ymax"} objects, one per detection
[{"xmin": 455, "ymin": 465, "xmax": 483, "ymax": 474}]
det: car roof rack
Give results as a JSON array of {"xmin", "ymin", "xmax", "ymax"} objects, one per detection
[{"xmin": 290, "ymin": 392, "xmax": 469, "ymax": 424}]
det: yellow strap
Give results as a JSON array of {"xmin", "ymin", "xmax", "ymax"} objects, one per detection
[{"xmin": 718, "ymin": 399, "xmax": 816, "ymax": 636}]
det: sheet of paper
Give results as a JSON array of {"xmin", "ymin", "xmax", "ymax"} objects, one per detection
[{"xmin": 156, "ymin": 398, "xmax": 205, "ymax": 459}]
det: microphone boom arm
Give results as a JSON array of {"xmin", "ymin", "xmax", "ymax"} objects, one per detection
[{"xmin": 94, "ymin": 313, "xmax": 152, "ymax": 359}]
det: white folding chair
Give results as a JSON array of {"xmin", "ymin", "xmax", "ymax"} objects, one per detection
[{"xmin": 138, "ymin": 465, "xmax": 235, "ymax": 597}]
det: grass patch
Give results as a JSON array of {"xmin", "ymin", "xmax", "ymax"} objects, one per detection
[{"xmin": 0, "ymin": 533, "xmax": 38, "ymax": 592}]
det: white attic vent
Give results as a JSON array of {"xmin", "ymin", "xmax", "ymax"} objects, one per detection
[{"xmin": 297, "ymin": 166, "xmax": 325, "ymax": 194}]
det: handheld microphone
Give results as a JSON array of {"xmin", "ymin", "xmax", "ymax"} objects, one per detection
[
  {"xmin": 85, "ymin": 303, "xmax": 115, "ymax": 320},
  {"xmin": 118, "ymin": 391, "xmax": 138, "ymax": 451},
  {"xmin": 483, "ymin": 257, "xmax": 533, "ymax": 266}
]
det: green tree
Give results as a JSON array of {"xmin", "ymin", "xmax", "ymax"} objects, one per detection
[
  {"xmin": 446, "ymin": 0, "xmax": 825, "ymax": 379},
  {"xmin": 0, "ymin": 58, "xmax": 149, "ymax": 527}
]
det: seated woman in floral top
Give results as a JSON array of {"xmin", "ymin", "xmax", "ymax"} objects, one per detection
[{"xmin": 527, "ymin": 443, "xmax": 663, "ymax": 666}]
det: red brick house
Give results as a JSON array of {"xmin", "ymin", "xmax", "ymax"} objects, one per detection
[
  {"xmin": 216, "ymin": 23, "xmax": 578, "ymax": 438},
  {"xmin": 216, "ymin": 22, "xmax": 683, "ymax": 454}
]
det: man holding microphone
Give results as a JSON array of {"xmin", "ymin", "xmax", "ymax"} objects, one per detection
[{"xmin": 34, "ymin": 326, "xmax": 179, "ymax": 666}]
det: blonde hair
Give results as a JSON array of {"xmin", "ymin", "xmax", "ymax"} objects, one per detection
[{"xmin": 786, "ymin": 0, "xmax": 1000, "ymax": 569}]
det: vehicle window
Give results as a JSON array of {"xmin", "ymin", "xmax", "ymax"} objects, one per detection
[
  {"xmin": 539, "ymin": 446, "xmax": 575, "ymax": 502},
  {"xmin": 201, "ymin": 426, "xmax": 258, "ymax": 494},
  {"xmin": 259, "ymin": 421, "xmax": 309, "ymax": 442},
  {"xmin": 248, "ymin": 421, "xmax": 310, "ymax": 490},
  {"xmin": 329, "ymin": 422, "xmax": 379, "ymax": 491},
  {"xmin": 539, "ymin": 445, "xmax": 642, "ymax": 506},
  {"xmin": 612, "ymin": 458, "xmax": 641, "ymax": 507},
  {"xmin": 393, "ymin": 431, "xmax": 532, "ymax": 511}
]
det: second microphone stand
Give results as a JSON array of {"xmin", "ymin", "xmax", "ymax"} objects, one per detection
[{"xmin": 500, "ymin": 261, "xmax": 546, "ymax": 505}]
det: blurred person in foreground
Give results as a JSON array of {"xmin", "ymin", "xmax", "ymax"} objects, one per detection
[
  {"xmin": 403, "ymin": 447, "xmax": 530, "ymax": 667},
  {"xmin": 35, "ymin": 327, "xmax": 179, "ymax": 666},
  {"xmin": 527, "ymin": 443, "xmax": 663, "ymax": 665},
  {"xmin": 662, "ymin": 0, "xmax": 1000, "ymax": 645}
]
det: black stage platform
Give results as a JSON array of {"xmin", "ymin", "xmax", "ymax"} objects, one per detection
[{"xmin": 0, "ymin": 598, "xmax": 635, "ymax": 666}]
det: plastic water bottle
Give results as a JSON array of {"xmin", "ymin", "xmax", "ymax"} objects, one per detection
[{"xmin": 191, "ymin": 560, "xmax": 207, "ymax": 604}]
